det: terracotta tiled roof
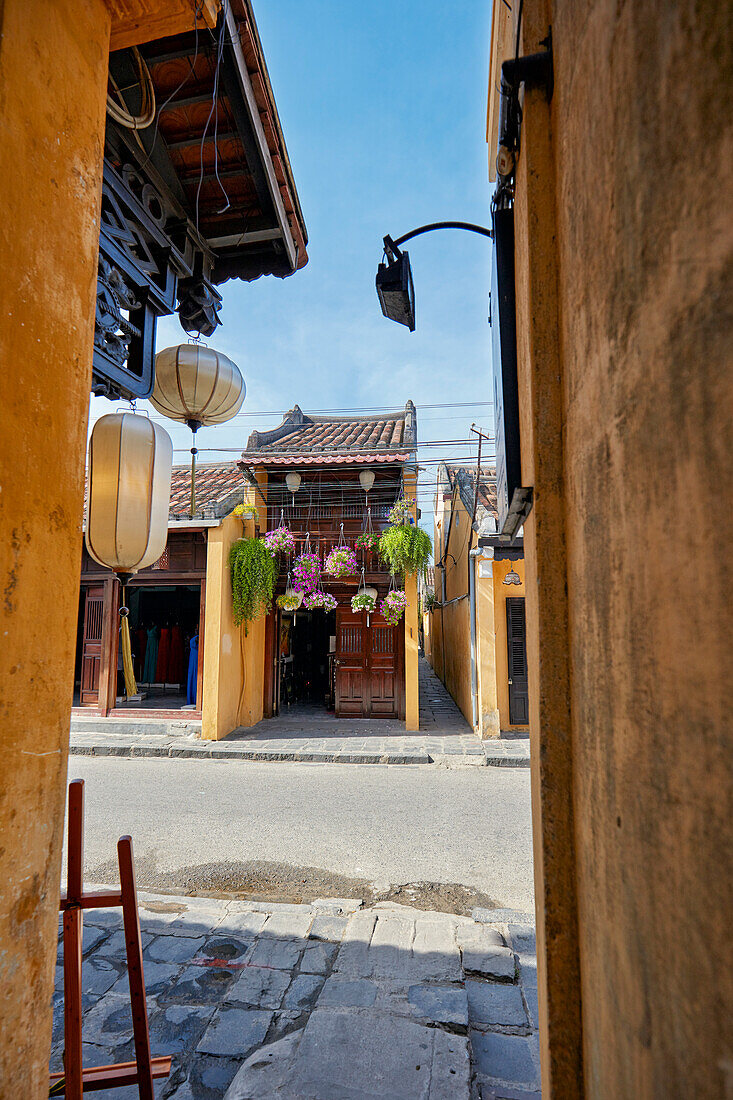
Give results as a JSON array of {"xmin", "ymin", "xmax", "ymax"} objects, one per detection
[
  {"xmin": 442, "ymin": 464, "xmax": 498, "ymax": 534},
  {"xmin": 239, "ymin": 402, "xmax": 418, "ymax": 467},
  {"xmin": 169, "ymin": 462, "xmax": 245, "ymax": 520}
]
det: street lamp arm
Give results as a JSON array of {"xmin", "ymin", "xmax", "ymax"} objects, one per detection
[{"xmin": 384, "ymin": 221, "xmax": 492, "ymax": 258}]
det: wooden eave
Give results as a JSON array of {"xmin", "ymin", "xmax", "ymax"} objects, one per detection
[{"xmin": 109, "ymin": 0, "xmax": 308, "ymax": 285}]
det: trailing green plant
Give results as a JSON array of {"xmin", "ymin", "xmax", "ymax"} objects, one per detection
[
  {"xmin": 378, "ymin": 525, "xmax": 432, "ymax": 578},
  {"xmin": 424, "ymin": 591, "xmax": 436, "ymax": 612},
  {"xmin": 228, "ymin": 538, "xmax": 278, "ymax": 628}
]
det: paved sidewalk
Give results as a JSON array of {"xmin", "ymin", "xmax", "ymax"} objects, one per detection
[
  {"xmin": 52, "ymin": 891, "xmax": 540, "ymax": 1099},
  {"xmin": 68, "ymin": 659, "xmax": 530, "ymax": 767}
]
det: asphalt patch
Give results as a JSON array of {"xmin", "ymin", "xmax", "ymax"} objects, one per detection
[{"xmin": 86, "ymin": 855, "xmax": 500, "ymax": 916}]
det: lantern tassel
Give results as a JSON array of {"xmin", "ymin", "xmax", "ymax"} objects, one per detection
[
  {"xmin": 190, "ymin": 445, "xmax": 198, "ymax": 518},
  {"xmin": 119, "ymin": 587, "xmax": 137, "ymax": 699}
]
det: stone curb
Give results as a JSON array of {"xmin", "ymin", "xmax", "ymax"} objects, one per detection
[{"xmin": 69, "ymin": 738, "xmax": 529, "ymax": 767}]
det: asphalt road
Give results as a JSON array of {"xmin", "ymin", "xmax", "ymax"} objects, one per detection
[{"xmin": 67, "ymin": 757, "xmax": 535, "ymax": 914}]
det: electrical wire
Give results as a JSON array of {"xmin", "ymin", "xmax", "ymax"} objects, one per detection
[{"xmin": 107, "ymin": 48, "xmax": 156, "ymax": 130}]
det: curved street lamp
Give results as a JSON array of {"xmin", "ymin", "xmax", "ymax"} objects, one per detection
[{"xmin": 375, "ymin": 221, "xmax": 492, "ymax": 331}]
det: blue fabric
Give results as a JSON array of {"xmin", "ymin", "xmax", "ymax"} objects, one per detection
[
  {"xmin": 187, "ymin": 635, "xmax": 198, "ymax": 706},
  {"xmin": 142, "ymin": 627, "xmax": 158, "ymax": 683}
]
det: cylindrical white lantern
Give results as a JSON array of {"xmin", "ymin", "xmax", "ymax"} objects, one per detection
[
  {"xmin": 85, "ymin": 413, "xmax": 172, "ymax": 580},
  {"xmin": 359, "ymin": 469, "xmax": 375, "ymax": 494},
  {"xmin": 151, "ymin": 344, "xmax": 245, "ymax": 428}
]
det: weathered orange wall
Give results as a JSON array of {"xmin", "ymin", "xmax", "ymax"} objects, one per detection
[
  {"xmin": 0, "ymin": 0, "xmax": 111, "ymax": 1091},
  {"xmin": 511, "ymin": 1, "xmax": 733, "ymax": 1095}
]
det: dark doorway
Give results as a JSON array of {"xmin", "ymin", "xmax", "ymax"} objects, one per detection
[
  {"xmin": 119, "ymin": 584, "xmax": 201, "ymax": 710},
  {"xmin": 279, "ymin": 610, "xmax": 336, "ymax": 711},
  {"xmin": 506, "ymin": 596, "xmax": 529, "ymax": 725}
]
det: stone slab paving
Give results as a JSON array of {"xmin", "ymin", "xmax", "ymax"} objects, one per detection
[
  {"xmin": 51, "ymin": 890, "xmax": 540, "ymax": 1098},
  {"xmin": 68, "ymin": 658, "xmax": 529, "ymax": 768}
]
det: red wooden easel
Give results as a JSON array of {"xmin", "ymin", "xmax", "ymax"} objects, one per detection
[{"xmin": 50, "ymin": 779, "xmax": 171, "ymax": 1097}]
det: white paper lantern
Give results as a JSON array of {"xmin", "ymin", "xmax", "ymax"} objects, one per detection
[
  {"xmin": 151, "ymin": 344, "xmax": 245, "ymax": 516},
  {"xmin": 151, "ymin": 344, "xmax": 245, "ymax": 428},
  {"xmin": 85, "ymin": 413, "xmax": 172, "ymax": 580},
  {"xmin": 359, "ymin": 469, "xmax": 375, "ymax": 494}
]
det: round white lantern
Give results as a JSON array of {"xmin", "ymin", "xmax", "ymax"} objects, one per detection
[
  {"xmin": 85, "ymin": 413, "xmax": 172, "ymax": 581},
  {"xmin": 359, "ymin": 469, "xmax": 375, "ymax": 494},
  {"xmin": 151, "ymin": 344, "xmax": 245, "ymax": 428},
  {"xmin": 151, "ymin": 344, "xmax": 245, "ymax": 516}
]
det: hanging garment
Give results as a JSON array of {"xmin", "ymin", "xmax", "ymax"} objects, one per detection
[
  {"xmin": 156, "ymin": 627, "xmax": 171, "ymax": 683},
  {"xmin": 168, "ymin": 625, "xmax": 185, "ymax": 685},
  {"xmin": 187, "ymin": 635, "xmax": 199, "ymax": 706},
  {"xmin": 134, "ymin": 629, "xmax": 146, "ymax": 680},
  {"xmin": 142, "ymin": 627, "xmax": 158, "ymax": 683}
]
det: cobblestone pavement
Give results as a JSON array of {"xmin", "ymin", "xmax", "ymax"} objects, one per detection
[
  {"xmin": 52, "ymin": 892, "xmax": 540, "ymax": 1099},
  {"xmin": 68, "ymin": 659, "xmax": 530, "ymax": 767}
]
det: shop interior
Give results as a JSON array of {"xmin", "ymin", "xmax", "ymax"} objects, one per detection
[
  {"xmin": 73, "ymin": 584, "xmax": 202, "ymax": 710},
  {"xmin": 124, "ymin": 584, "xmax": 201, "ymax": 709},
  {"xmin": 278, "ymin": 609, "xmax": 336, "ymax": 713}
]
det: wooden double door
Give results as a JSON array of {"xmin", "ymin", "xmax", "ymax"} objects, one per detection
[{"xmin": 335, "ymin": 608, "xmax": 403, "ymax": 719}]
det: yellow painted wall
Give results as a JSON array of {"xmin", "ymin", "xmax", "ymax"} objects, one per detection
[
  {"xmin": 201, "ymin": 509, "xmax": 266, "ymax": 740},
  {"xmin": 427, "ymin": 486, "xmax": 515, "ymax": 737},
  {"xmin": 492, "ymin": 558, "xmax": 528, "ymax": 731},
  {"xmin": 492, "ymin": 2, "xmax": 733, "ymax": 1094},
  {"xmin": 0, "ymin": 1, "xmax": 111, "ymax": 1091},
  {"xmin": 404, "ymin": 470, "xmax": 420, "ymax": 729}
]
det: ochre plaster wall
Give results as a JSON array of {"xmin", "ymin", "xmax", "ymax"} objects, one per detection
[
  {"xmin": 476, "ymin": 558, "xmax": 500, "ymax": 738},
  {"xmin": 404, "ymin": 472, "xmax": 420, "ymax": 729},
  {"xmin": 0, "ymin": 1, "xmax": 111, "ymax": 1090},
  {"xmin": 492, "ymin": 558, "xmax": 528, "ymax": 731},
  {"xmin": 201, "ymin": 511, "xmax": 265, "ymax": 740},
  {"xmin": 511, "ymin": 2, "xmax": 733, "ymax": 1094}
]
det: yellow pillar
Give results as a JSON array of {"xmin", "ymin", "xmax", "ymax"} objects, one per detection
[
  {"xmin": 201, "ymin": 510, "xmax": 266, "ymax": 739},
  {"xmin": 477, "ymin": 557, "xmax": 501, "ymax": 738},
  {"xmin": 0, "ymin": 0, "xmax": 111, "ymax": 1091},
  {"xmin": 403, "ymin": 469, "xmax": 420, "ymax": 729}
]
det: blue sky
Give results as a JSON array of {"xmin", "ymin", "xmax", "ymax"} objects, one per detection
[{"xmin": 90, "ymin": 0, "xmax": 496, "ymax": 528}]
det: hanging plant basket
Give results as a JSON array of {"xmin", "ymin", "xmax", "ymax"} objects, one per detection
[
  {"xmin": 355, "ymin": 532, "xmax": 380, "ymax": 553},
  {"xmin": 351, "ymin": 590, "xmax": 377, "ymax": 614},
  {"xmin": 388, "ymin": 497, "xmax": 415, "ymax": 525},
  {"xmin": 277, "ymin": 588, "xmax": 303, "ymax": 612},
  {"xmin": 263, "ymin": 526, "xmax": 295, "ymax": 556},
  {"xmin": 324, "ymin": 545, "xmax": 358, "ymax": 578},
  {"xmin": 228, "ymin": 538, "xmax": 278, "ymax": 628},
  {"xmin": 378, "ymin": 525, "xmax": 432, "ymax": 578},
  {"xmin": 303, "ymin": 589, "xmax": 338, "ymax": 612},
  {"xmin": 381, "ymin": 589, "xmax": 408, "ymax": 626},
  {"xmin": 292, "ymin": 551, "xmax": 321, "ymax": 594}
]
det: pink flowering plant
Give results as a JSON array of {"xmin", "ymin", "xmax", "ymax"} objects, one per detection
[
  {"xmin": 381, "ymin": 589, "xmax": 407, "ymax": 625},
  {"xmin": 264, "ymin": 526, "xmax": 295, "ymax": 556},
  {"xmin": 292, "ymin": 552, "xmax": 321, "ymax": 594},
  {"xmin": 355, "ymin": 532, "xmax": 380, "ymax": 553},
  {"xmin": 324, "ymin": 545, "xmax": 358, "ymax": 578},
  {"xmin": 304, "ymin": 590, "xmax": 338, "ymax": 612}
]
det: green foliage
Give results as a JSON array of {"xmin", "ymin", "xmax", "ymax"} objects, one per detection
[
  {"xmin": 228, "ymin": 538, "xmax": 278, "ymax": 627},
  {"xmin": 378, "ymin": 525, "xmax": 432, "ymax": 578}
]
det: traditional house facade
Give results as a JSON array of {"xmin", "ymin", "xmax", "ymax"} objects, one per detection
[
  {"xmin": 238, "ymin": 402, "xmax": 420, "ymax": 727},
  {"xmin": 425, "ymin": 462, "xmax": 528, "ymax": 737},
  {"xmin": 73, "ymin": 402, "xmax": 422, "ymax": 739}
]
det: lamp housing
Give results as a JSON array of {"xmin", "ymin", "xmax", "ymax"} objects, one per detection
[
  {"xmin": 285, "ymin": 472, "xmax": 302, "ymax": 495},
  {"xmin": 376, "ymin": 251, "xmax": 415, "ymax": 331},
  {"xmin": 151, "ymin": 345, "xmax": 245, "ymax": 429}
]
